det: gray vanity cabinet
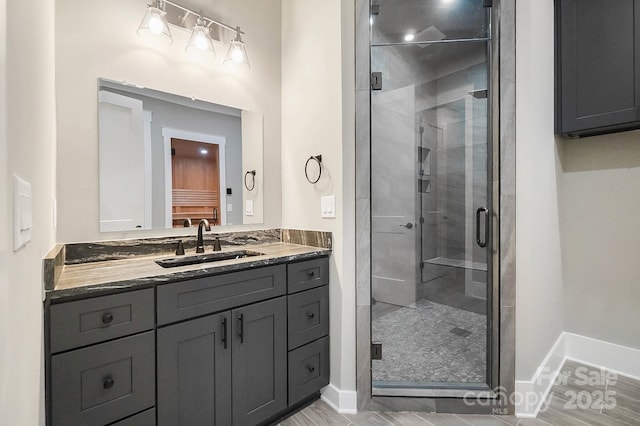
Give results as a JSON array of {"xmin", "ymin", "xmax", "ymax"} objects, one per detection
[
  {"xmin": 556, "ymin": 0, "xmax": 640, "ymax": 137},
  {"xmin": 47, "ymin": 256, "xmax": 330, "ymax": 426},
  {"xmin": 231, "ymin": 297, "xmax": 288, "ymax": 426},
  {"xmin": 157, "ymin": 312, "xmax": 232, "ymax": 426}
]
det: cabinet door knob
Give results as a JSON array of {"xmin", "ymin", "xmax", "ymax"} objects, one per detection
[
  {"xmin": 306, "ymin": 312, "xmax": 315, "ymax": 319},
  {"xmin": 307, "ymin": 366, "xmax": 315, "ymax": 373},
  {"xmin": 103, "ymin": 376, "xmax": 114, "ymax": 389},
  {"xmin": 102, "ymin": 313, "xmax": 114, "ymax": 325}
]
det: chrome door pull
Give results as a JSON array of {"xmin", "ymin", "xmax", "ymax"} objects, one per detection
[{"xmin": 476, "ymin": 207, "xmax": 489, "ymax": 248}]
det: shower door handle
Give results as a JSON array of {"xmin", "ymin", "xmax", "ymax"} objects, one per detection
[{"xmin": 476, "ymin": 207, "xmax": 489, "ymax": 248}]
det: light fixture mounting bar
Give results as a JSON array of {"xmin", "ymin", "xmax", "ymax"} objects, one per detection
[{"xmin": 161, "ymin": 0, "xmax": 245, "ymax": 35}]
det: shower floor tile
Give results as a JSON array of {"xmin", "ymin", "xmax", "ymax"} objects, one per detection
[{"xmin": 372, "ymin": 299, "xmax": 486, "ymax": 384}]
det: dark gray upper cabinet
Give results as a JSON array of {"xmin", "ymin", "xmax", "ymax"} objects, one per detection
[
  {"xmin": 556, "ymin": 0, "xmax": 640, "ymax": 137},
  {"xmin": 232, "ymin": 297, "xmax": 287, "ymax": 426},
  {"xmin": 157, "ymin": 312, "xmax": 231, "ymax": 426}
]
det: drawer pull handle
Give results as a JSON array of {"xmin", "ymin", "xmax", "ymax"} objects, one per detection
[
  {"xmin": 103, "ymin": 376, "xmax": 115, "ymax": 390},
  {"xmin": 238, "ymin": 314, "xmax": 244, "ymax": 344},
  {"xmin": 306, "ymin": 271, "xmax": 315, "ymax": 278},
  {"xmin": 222, "ymin": 317, "xmax": 228, "ymax": 349},
  {"xmin": 306, "ymin": 312, "xmax": 315, "ymax": 319},
  {"xmin": 102, "ymin": 313, "xmax": 114, "ymax": 325},
  {"xmin": 307, "ymin": 366, "xmax": 315, "ymax": 373}
]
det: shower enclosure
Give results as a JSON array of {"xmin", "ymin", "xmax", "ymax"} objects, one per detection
[{"xmin": 370, "ymin": 0, "xmax": 494, "ymax": 394}]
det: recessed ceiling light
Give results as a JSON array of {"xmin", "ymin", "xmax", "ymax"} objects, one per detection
[
  {"xmin": 200, "ymin": 149, "xmax": 208, "ymax": 155},
  {"xmin": 404, "ymin": 33, "xmax": 415, "ymax": 42}
]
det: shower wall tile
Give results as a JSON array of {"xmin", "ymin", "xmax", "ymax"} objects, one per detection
[
  {"xmin": 356, "ymin": 198, "xmax": 371, "ymax": 306},
  {"xmin": 500, "ymin": 194, "xmax": 516, "ymax": 308},
  {"xmin": 500, "ymin": 82, "xmax": 517, "ymax": 196},
  {"xmin": 356, "ymin": 305, "xmax": 372, "ymax": 410},
  {"xmin": 500, "ymin": 305, "xmax": 516, "ymax": 414},
  {"xmin": 355, "ymin": 0, "xmax": 370, "ymax": 91},
  {"xmin": 356, "ymin": 91, "xmax": 371, "ymax": 200}
]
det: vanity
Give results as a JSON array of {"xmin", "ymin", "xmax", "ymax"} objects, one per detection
[{"xmin": 44, "ymin": 231, "xmax": 331, "ymax": 426}]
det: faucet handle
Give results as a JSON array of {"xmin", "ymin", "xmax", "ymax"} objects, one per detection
[
  {"xmin": 175, "ymin": 240, "xmax": 185, "ymax": 256},
  {"xmin": 213, "ymin": 236, "xmax": 222, "ymax": 252}
]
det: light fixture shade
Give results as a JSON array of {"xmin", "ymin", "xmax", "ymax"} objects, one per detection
[
  {"xmin": 186, "ymin": 19, "xmax": 216, "ymax": 60},
  {"xmin": 224, "ymin": 37, "xmax": 250, "ymax": 68},
  {"xmin": 137, "ymin": 5, "xmax": 172, "ymax": 45}
]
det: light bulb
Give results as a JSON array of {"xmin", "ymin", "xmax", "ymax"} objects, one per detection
[
  {"xmin": 404, "ymin": 33, "xmax": 415, "ymax": 41},
  {"xmin": 231, "ymin": 46, "xmax": 244, "ymax": 63},
  {"xmin": 149, "ymin": 15, "xmax": 164, "ymax": 34},
  {"xmin": 195, "ymin": 34, "xmax": 208, "ymax": 50}
]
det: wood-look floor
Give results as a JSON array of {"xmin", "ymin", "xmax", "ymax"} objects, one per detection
[{"xmin": 280, "ymin": 361, "xmax": 640, "ymax": 426}]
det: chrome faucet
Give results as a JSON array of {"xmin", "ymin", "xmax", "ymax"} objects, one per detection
[{"xmin": 196, "ymin": 219, "xmax": 211, "ymax": 253}]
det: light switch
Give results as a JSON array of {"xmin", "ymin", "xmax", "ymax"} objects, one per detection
[
  {"xmin": 245, "ymin": 200, "xmax": 254, "ymax": 216},
  {"xmin": 13, "ymin": 175, "xmax": 32, "ymax": 251},
  {"xmin": 227, "ymin": 204, "xmax": 233, "ymax": 212},
  {"xmin": 321, "ymin": 195, "xmax": 336, "ymax": 219}
]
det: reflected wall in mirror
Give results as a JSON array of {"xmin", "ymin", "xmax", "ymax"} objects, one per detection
[{"xmin": 98, "ymin": 78, "xmax": 264, "ymax": 232}]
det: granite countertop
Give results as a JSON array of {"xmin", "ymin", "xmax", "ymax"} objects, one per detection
[{"xmin": 45, "ymin": 229, "xmax": 332, "ymax": 303}]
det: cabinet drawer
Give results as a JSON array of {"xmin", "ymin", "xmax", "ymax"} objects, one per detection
[
  {"xmin": 157, "ymin": 265, "xmax": 286, "ymax": 325},
  {"xmin": 287, "ymin": 258, "xmax": 329, "ymax": 294},
  {"xmin": 288, "ymin": 336, "xmax": 330, "ymax": 406},
  {"xmin": 50, "ymin": 289, "xmax": 154, "ymax": 353},
  {"xmin": 110, "ymin": 408, "xmax": 156, "ymax": 426},
  {"xmin": 51, "ymin": 331, "xmax": 155, "ymax": 426},
  {"xmin": 287, "ymin": 286, "xmax": 329, "ymax": 350}
]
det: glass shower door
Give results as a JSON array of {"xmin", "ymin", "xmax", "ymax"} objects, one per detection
[{"xmin": 370, "ymin": 0, "xmax": 492, "ymax": 393}]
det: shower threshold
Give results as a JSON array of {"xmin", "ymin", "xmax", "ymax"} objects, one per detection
[{"xmin": 372, "ymin": 382, "xmax": 494, "ymax": 398}]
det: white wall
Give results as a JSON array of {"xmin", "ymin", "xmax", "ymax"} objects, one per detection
[
  {"xmin": 560, "ymin": 134, "xmax": 640, "ymax": 351},
  {"xmin": 0, "ymin": 0, "xmax": 57, "ymax": 424},
  {"xmin": 516, "ymin": 0, "xmax": 640, "ymax": 383},
  {"xmin": 0, "ymin": 0, "xmax": 9, "ymax": 419},
  {"xmin": 515, "ymin": 0, "xmax": 566, "ymax": 380},
  {"xmin": 56, "ymin": 0, "xmax": 282, "ymax": 242},
  {"xmin": 281, "ymin": 0, "xmax": 356, "ymax": 394}
]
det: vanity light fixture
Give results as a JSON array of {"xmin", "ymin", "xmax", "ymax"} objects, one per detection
[
  {"xmin": 224, "ymin": 27, "xmax": 250, "ymax": 68},
  {"xmin": 137, "ymin": 0, "xmax": 173, "ymax": 45},
  {"xmin": 138, "ymin": 0, "xmax": 249, "ymax": 68}
]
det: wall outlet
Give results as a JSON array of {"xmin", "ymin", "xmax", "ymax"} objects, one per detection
[{"xmin": 321, "ymin": 195, "xmax": 336, "ymax": 219}]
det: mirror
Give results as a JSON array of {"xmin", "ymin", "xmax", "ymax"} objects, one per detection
[{"xmin": 98, "ymin": 78, "xmax": 263, "ymax": 232}]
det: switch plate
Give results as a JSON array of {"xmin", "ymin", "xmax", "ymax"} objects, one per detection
[
  {"xmin": 13, "ymin": 175, "xmax": 32, "ymax": 251},
  {"xmin": 245, "ymin": 200, "xmax": 254, "ymax": 216},
  {"xmin": 227, "ymin": 204, "xmax": 232, "ymax": 212},
  {"xmin": 321, "ymin": 195, "xmax": 336, "ymax": 219}
]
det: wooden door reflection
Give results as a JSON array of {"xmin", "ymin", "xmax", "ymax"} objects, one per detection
[{"xmin": 171, "ymin": 138, "xmax": 220, "ymax": 227}]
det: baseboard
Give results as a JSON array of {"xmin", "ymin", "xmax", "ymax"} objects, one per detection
[
  {"xmin": 515, "ymin": 332, "xmax": 640, "ymax": 418},
  {"xmin": 514, "ymin": 332, "xmax": 566, "ymax": 418},
  {"xmin": 564, "ymin": 333, "xmax": 640, "ymax": 381},
  {"xmin": 321, "ymin": 383, "xmax": 357, "ymax": 414}
]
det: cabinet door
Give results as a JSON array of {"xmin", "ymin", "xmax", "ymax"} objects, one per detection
[
  {"xmin": 157, "ymin": 312, "xmax": 231, "ymax": 426},
  {"xmin": 558, "ymin": 0, "xmax": 640, "ymax": 136},
  {"xmin": 232, "ymin": 297, "xmax": 287, "ymax": 426}
]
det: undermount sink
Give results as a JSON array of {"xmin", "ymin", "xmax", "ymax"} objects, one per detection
[{"xmin": 155, "ymin": 250, "xmax": 264, "ymax": 268}]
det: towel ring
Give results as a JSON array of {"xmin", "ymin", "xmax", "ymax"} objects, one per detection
[
  {"xmin": 305, "ymin": 155, "xmax": 323, "ymax": 184},
  {"xmin": 244, "ymin": 170, "xmax": 256, "ymax": 191}
]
